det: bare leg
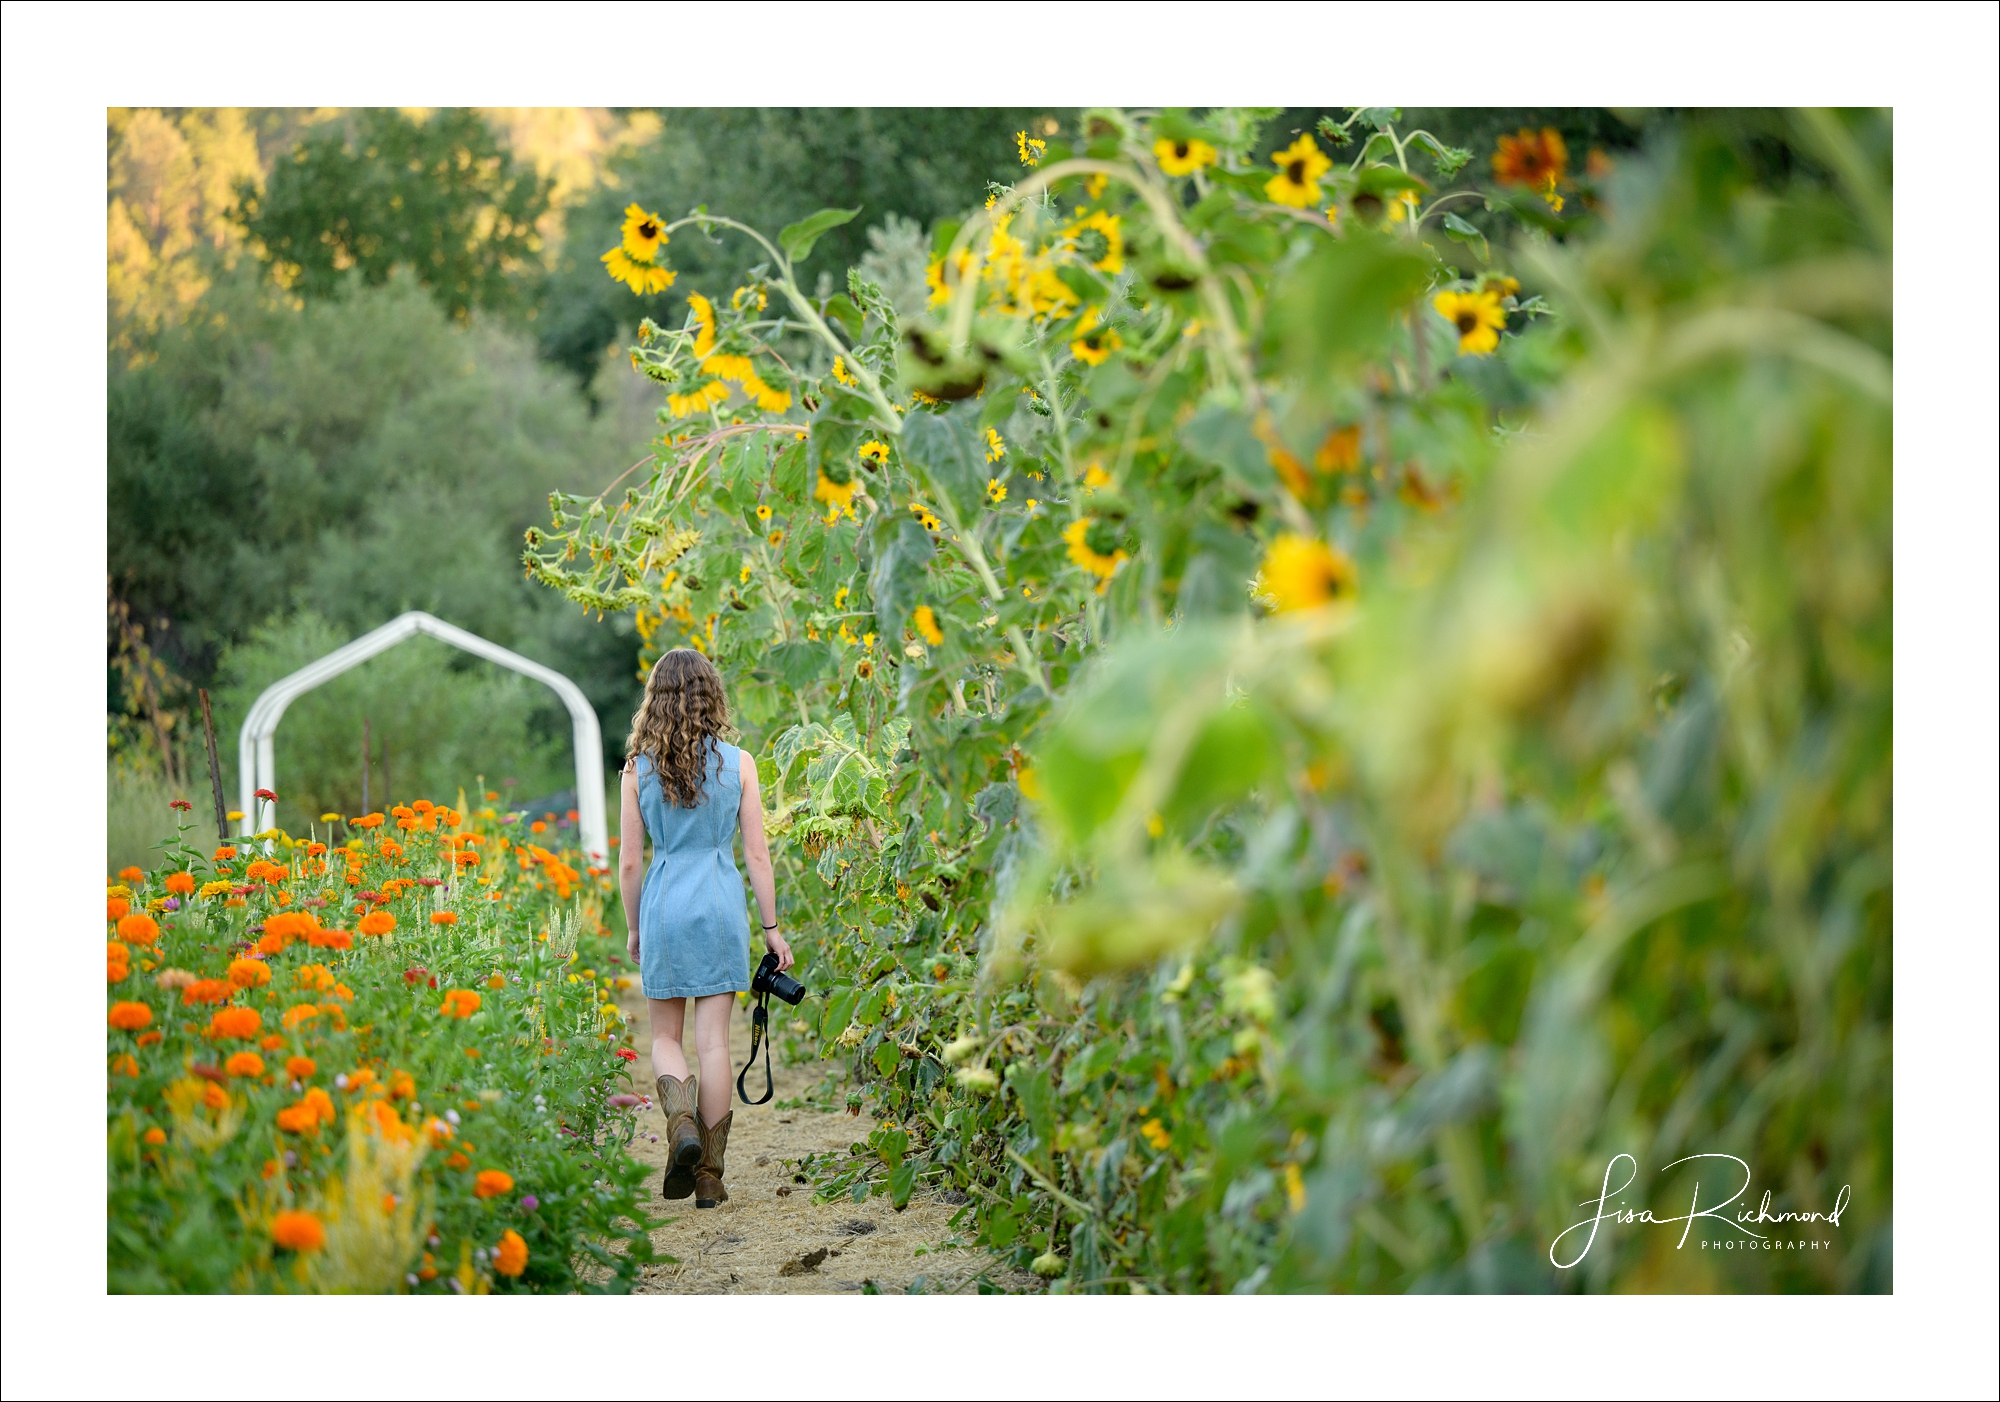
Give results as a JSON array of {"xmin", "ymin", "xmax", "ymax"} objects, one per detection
[
  {"xmin": 648, "ymin": 997, "xmax": 688, "ymax": 1080},
  {"xmin": 691, "ymin": 992, "xmax": 735, "ymax": 1124}
]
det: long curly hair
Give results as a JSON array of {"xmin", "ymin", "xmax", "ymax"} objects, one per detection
[{"xmin": 626, "ymin": 649, "xmax": 733, "ymax": 808}]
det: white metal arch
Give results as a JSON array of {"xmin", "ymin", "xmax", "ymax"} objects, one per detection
[{"xmin": 238, "ymin": 610, "xmax": 607, "ymax": 864}]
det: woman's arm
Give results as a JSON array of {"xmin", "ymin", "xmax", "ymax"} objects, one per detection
[
  {"xmin": 619, "ymin": 764, "xmax": 645, "ymax": 962},
  {"xmin": 738, "ymin": 748, "xmax": 791, "ymax": 971}
]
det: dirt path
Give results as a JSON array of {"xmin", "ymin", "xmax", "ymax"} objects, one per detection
[{"xmin": 611, "ymin": 981, "xmax": 1034, "ymax": 1295}]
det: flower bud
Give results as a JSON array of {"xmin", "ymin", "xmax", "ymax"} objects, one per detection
[
  {"xmin": 1031, "ymin": 1251, "xmax": 1067, "ymax": 1278},
  {"xmin": 942, "ymin": 1035, "xmax": 982, "ymax": 1065},
  {"xmin": 954, "ymin": 1066, "xmax": 999, "ymax": 1095}
]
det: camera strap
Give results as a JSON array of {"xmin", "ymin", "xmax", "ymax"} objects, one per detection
[{"xmin": 736, "ymin": 990, "xmax": 774, "ymax": 1105}]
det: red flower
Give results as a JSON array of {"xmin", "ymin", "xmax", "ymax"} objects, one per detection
[
  {"xmin": 614, "ymin": 1047, "xmax": 638, "ymax": 1062},
  {"xmin": 170, "ymin": 799, "xmax": 193, "ymax": 811},
  {"xmin": 255, "ymin": 788, "xmax": 279, "ymax": 802}
]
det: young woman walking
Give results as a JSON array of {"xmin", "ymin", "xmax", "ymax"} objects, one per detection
[{"xmin": 619, "ymin": 648, "xmax": 791, "ymax": 1208}]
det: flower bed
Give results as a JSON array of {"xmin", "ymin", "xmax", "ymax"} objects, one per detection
[{"xmin": 107, "ymin": 799, "xmax": 653, "ymax": 1293}]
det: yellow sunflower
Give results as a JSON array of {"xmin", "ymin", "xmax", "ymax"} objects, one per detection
[
  {"xmin": 1432, "ymin": 289, "xmax": 1507, "ymax": 356},
  {"xmin": 1259, "ymin": 534, "xmax": 1358, "ymax": 613},
  {"xmin": 687, "ymin": 294, "xmax": 717, "ymax": 357},
  {"xmin": 1070, "ymin": 309, "xmax": 1123, "ymax": 366},
  {"xmin": 986, "ymin": 477, "xmax": 1008, "ymax": 504},
  {"xmin": 816, "ymin": 470, "xmax": 860, "ymax": 513},
  {"xmin": 858, "ymin": 440, "xmax": 891, "ymax": 470},
  {"xmin": 602, "ymin": 246, "xmax": 676, "ymax": 296},
  {"xmin": 914, "ymin": 605, "xmax": 945, "ymax": 645},
  {"xmin": 620, "ymin": 204, "xmax": 669, "ymax": 261},
  {"xmin": 1154, "ymin": 136, "xmax": 1218, "ymax": 177},
  {"xmin": 666, "ymin": 380, "xmax": 729, "ymax": 417},
  {"xmin": 1067, "ymin": 210, "xmax": 1125, "ymax": 275},
  {"xmin": 831, "ymin": 357, "xmax": 857, "ymax": 386},
  {"xmin": 1064, "ymin": 517, "xmax": 1128, "ymax": 580},
  {"xmin": 1265, "ymin": 133, "xmax": 1332, "ymax": 209},
  {"xmin": 984, "ymin": 428, "xmax": 1006, "ymax": 462}
]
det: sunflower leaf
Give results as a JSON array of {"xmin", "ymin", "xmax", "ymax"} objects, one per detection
[
  {"xmin": 1441, "ymin": 212, "xmax": 1490, "ymax": 262},
  {"xmin": 780, "ymin": 207, "xmax": 862, "ymax": 265}
]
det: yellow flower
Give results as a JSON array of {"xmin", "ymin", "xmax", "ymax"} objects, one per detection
[
  {"xmin": 1265, "ymin": 133, "xmax": 1332, "ymax": 208},
  {"xmin": 984, "ymin": 428, "xmax": 1006, "ymax": 462},
  {"xmin": 666, "ymin": 380, "xmax": 730, "ymax": 418},
  {"xmin": 602, "ymin": 246, "xmax": 675, "ymax": 295},
  {"xmin": 1259, "ymin": 534, "xmax": 1358, "ymax": 612},
  {"xmin": 731, "ymin": 284, "xmax": 768, "ymax": 312},
  {"xmin": 767, "ymin": 530, "xmax": 784, "ymax": 547},
  {"xmin": 1016, "ymin": 130, "xmax": 1046, "ymax": 167},
  {"xmin": 986, "ymin": 477, "xmax": 1008, "ymax": 504},
  {"xmin": 1141, "ymin": 1118, "xmax": 1172, "ymax": 1150},
  {"xmin": 755, "ymin": 504, "xmax": 772, "ymax": 521},
  {"xmin": 1386, "ymin": 189, "xmax": 1420, "ymax": 223},
  {"xmin": 701, "ymin": 352, "xmax": 756, "ymax": 383},
  {"xmin": 815, "ymin": 471, "xmax": 860, "ymax": 513},
  {"xmin": 1154, "ymin": 136, "xmax": 1217, "ymax": 177},
  {"xmin": 1067, "ymin": 209, "xmax": 1124, "ymax": 275},
  {"xmin": 1081, "ymin": 461, "xmax": 1113, "ymax": 491},
  {"xmin": 687, "ymin": 293, "xmax": 716, "ymax": 358},
  {"xmin": 913, "ymin": 605, "xmax": 944, "ymax": 646},
  {"xmin": 858, "ymin": 440, "xmax": 890, "ymax": 470},
  {"xmin": 1432, "ymin": 289, "xmax": 1507, "ymax": 356},
  {"xmin": 1284, "ymin": 1162, "xmax": 1306, "ymax": 1212},
  {"xmin": 831, "ymin": 356, "xmax": 856, "ymax": 386},
  {"xmin": 833, "ymin": 586, "xmax": 849, "ymax": 610},
  {"xmin": 1063, "ymin": 517, "xmax": 1128, "ymax": 580},
  {"xmin": 620, "ymin": 203, "xmax": 668, "ymax": 261},
  {"xmin": 1070, "ymin": 309, "xmax": 1122, "ymax": 367}
]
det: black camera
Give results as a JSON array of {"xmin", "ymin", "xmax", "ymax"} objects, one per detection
[{"xmin": 752, "ymin": 950, "xmax": 806, "ymax": 1006}]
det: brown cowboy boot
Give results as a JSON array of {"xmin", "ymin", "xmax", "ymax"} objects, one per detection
[
  {"xmin": 694, "ymin": 1107, "xmax": 732, "ymax": 1208},
  {"xmin": 656, "ymin": 1073, "xmax": 702, "ymax": 1200}
]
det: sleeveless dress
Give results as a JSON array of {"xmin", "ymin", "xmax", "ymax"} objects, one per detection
[{"xmin": 632, "ymin": 744, "xmax": 752, "ymax": 1000}]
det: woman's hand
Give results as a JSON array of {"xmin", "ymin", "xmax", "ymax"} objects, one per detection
[
  {"xmin": 627, "ymin": 928, "xmax": 641, "ymax": 964},
  {"xmin": 763, "ymin": 928, "xmax": 794, "ymax": 972}
]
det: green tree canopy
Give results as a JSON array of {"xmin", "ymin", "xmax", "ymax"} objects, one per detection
[{"xmin": 235, "ymin": 108, "xmax": 551, "ymax": 319}]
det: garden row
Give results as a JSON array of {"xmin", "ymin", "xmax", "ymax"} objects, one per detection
[{"xmin": 108, "ymin": 799, "xmax": 653, "ymax": 1293}]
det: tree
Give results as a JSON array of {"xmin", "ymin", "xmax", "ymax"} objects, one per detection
[{"xmin": 235, "ymin": 108, "xmax": 550, "ymax": 320}]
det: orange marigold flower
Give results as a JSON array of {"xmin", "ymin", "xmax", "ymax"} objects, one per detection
[
  {"xmin": 271, "ymin": 1211, "xmax": 326, "ymax": 1252},
  {"xmin": 255, "ymin": 933, "xmax": 287, "ymax": 956},
  {"xmin": 440, "ymin": 988, "xmax": 482, "ymax": 1019},
  {"xmin": 444, "ymin": 1151, "xmax": 472, "ymax": 1170},
  {"xmin": 473, "ymin": 1169, "xmax": 515, "ymax": 1199},
  {"xmin": 453, "ymin": 851, "xmax": 480, "ymax": 867},
  {"xmin": 142, "ymin": 1126, "xmax": 167, "ymax": 1146},
  {"xmin": 486, "ymin": 972, "xmax": 506, "ymax": 990},
  {"xmin": 109, "ymin": 958, "xmax": 131, "ymax": 984},
  {"xmin": 263, "ymin": 912, "xmax": 316, "ymax": 942},
  {"xmin": 227, "ymin": 958, "xmax": 272, "ymax": 989},
  {"xmin": 214, "ymin": 845, "xmax": 238, "ymax": 861},
  {"xmin": 110, "ymin": 1053, "xmax": 140, "ymax": 1077},
  {"xmin": 260, "ymin": 1033, "xmax": 285, "ymax": 1051},
  {"xmin": 107, "ymin": 896, "xmax": 131, "ymax": 921},
  {"xmin": 108, "ymin": 1001, "xmax": 154, "ymax": 1031},
  {"xmin": 116, "ymin": 913, "xmax": 161, "ymax": 947},
  {"xmin": 119, "ymin": 865, "xmax": 146, "ymax": 882},
  {"xmin": 202, "ymin": 1081, "xmax": 229, "ymax": 1111},
  {"xmin": 262, "ymin": 1158, "xmax": 281, "ymax": 1179},
  {"xmin": 225, "ymin": 1051, "xmax": 265, "ymax": 1077},
  {"xmin": 295, "ymin": 963, "xmax": 336, "ymax": 992},
  {"xmin": 357, "ymin": 911, "xmax": 396, "ymax": 937},
  {"xmin": 206, "ymin": 1006, "xmax": 263, "ymax": 1040},
  {"xmin": 275, "ymin": 1104, "xmax": 318, "ymax": 1133},
  {"xmin": 182, "ymin": 978, "xmax": 236, "ymax": 1006},
  {"xmin": 138, "ymin": 1029, "xmax": 163, "ymax": 1047},
  {"xmin": 163, "ymin": 870, "xmax": 196, "ymax": 896},
  {"xmin": 494, "ymin": 1229, "xmax": 528, "ymax": 1277},
  {"xmin": 109, "ymin": 940, "xmax": 131, "ymax": 963},
  {"xmin": 430, "ymin": 911, "xmax": 458, "ymax": 926},
  {"xmin": 306, "ymin": 841, "xmax": 327, "ymax": 856},
  {"xmin": 344, "ymin": 1067, "xmax": 378, "ymax": 1093},
  {"xmin": 286, "ymin": 1055, "xmax": 317, "ymax": 1079}
]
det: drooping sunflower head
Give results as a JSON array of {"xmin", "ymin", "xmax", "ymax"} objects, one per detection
[
  {"xmin": 1259, "ymin": 533, "xmax": 1358, "ymax": 613},
  {"xmin": 687, "ymin": 294, "xmax": 717, "ymax": 358},
  {"xmin": 620, "ymin": 204, "xmax": 669, "ymax": 261},
  {"xmin": 1266, "ymin": 134, "xmax": 1332, "ymax": 209},
  {"xmin": 1063, "ymin": 516, "xmax": 1129, "ymax": 580},
  {"xmin": 1154, "ymin": 136, "xmax": 1218, "ymax": 178},
  {"xmin": 815, "ymin": 470, "xmax": 860, "ymax": 512},
  {"xmin": 602, "ymin": 246, "xmax": 676, "ymax": 296},
  {"xmin": 1432, "ymin": 289, "xmax": 1508, "ymax": 356}
]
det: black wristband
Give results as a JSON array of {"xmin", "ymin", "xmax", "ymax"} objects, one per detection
[{"xmin": 762, "ymin": 922, "xmax": 778, "ymax": 931}]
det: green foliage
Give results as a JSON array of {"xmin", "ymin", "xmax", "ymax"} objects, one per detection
[
  {"xmin": 107, "ymin": 269, "xmax": 648, "ymax": 771},
  {"xmin": 235, "ymin": 108, "xmax": 551, "ymax": 319}
]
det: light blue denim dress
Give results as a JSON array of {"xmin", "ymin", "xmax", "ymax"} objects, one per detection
[{"xmin": 633, "ymin": 744, "xmax": 752, "ymax": 1000}]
